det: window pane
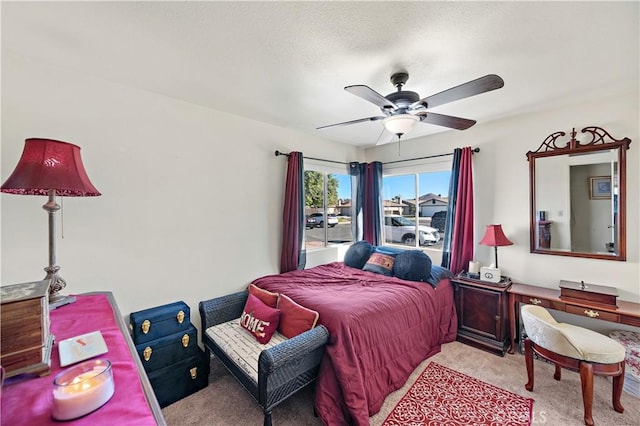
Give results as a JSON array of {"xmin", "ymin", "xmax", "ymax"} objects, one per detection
[
  {"xmin": 328, "ymin": 173, "xmax": 353, "ymax": 244},
  {"xmin": 382, "ymin": 170, "xmax": 450, "ymax": 250},
  {"xmin": 304, "ymin": 171, "xmax": 325, "ymax": 250},
  {"xmin": 304, "ymin": 171, "xmax": 353, "ymax": 249}
]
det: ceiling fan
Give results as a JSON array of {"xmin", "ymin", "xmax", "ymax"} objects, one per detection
[{"xmin": 317, "ymin": 72, "xmax": 504, "ymax": 145}]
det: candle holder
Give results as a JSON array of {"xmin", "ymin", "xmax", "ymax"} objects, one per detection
[{"xmin": 52, "ymin": 359, "xmax": 114, "ymax": 420}]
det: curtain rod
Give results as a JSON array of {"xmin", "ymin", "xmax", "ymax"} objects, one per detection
[
  {"xmin": 383, "ymin": 147, "xmax": 480, "ymax": 165},
  {"xmin": 274, "ymin": 147, "xmax": 480, "ymax": 166},
  {"xmin": 274, "ymin": 150, "xmax": 348, "ymax": 165}
]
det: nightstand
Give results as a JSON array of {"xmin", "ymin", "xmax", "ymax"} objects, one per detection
[{"xmin": 452, "ymin": 275, "xmax": 512, "ymax": 356}]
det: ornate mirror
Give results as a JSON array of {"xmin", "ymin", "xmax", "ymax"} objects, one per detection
[{"xmin": 527, "ymin": 126, "xmax": 631, "ymax": 261}]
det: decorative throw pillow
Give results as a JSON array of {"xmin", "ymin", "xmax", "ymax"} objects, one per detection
[
  {"xmin": 362, "ymin": 252, "xmax": 395, "ymax": 276},
  {"xmin": 393, "ymin": 250, "xmax": 432, "ymax": 282},
  {"xmin": 277, "ymin": 294, "xmax": 319, "ymax": 339},
  {"xmin": 239, "ymin": 293, "xmax": 281, "ymax": 344},
  {"xmin": 248, "ymin": 283, "xmax": 279, "ymax": 308},
  {"xmin": 427, "ymin": 265, "xmax": 454, "ymax": 288},
  {"xmin": 343, "ymin": 240, "xmax": 374, "ymax": 269}
]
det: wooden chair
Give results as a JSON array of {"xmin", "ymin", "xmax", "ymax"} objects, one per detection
[{"xmin": 521, "ymin": 304, "xmax": 626, "ymax": 426}]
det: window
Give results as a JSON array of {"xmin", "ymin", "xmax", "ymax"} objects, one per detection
[
  {"xmin": 382, "ymin": 163, "xmax": 451, "ymax": 251},
  {"xmin": 304, "ymin": 164, "xmax": 353, "ymax": 250}
]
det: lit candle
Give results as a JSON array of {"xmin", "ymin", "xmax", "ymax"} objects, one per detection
[
  {"xmin": 52, "ymin": 359, "xmax": 115, "ymax": 421},
  {"xmin": 468, "ymin": 261, "xmax": 480, "ymax": 275}
]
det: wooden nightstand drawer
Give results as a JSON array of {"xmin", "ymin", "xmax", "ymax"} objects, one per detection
[{"xmin": 565, "ymin": 305, "xmax": 619, "ymax": 322}]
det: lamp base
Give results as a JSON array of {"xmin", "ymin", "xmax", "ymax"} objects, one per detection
[{"xmin": 49, "ymin": 294, "xmax": 77, "ymax": 310}]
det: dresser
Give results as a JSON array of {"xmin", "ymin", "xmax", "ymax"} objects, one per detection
[{"xmin": 0, "ymin": 292, "xmax": 165, "ymax": 425}]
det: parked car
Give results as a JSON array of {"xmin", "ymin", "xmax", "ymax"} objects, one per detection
[
  {"xmin": 431, "ymin": 210, "xmax": 447, "ymax": 232},
  {"xmin": 384, "ymin": 215, "xmax": 440, "ymax": 246},
  {"xmin": 305, "ymin": 215, "xmax": 317, "ymax": 229},
  {"xmin": 308, "ymin": 212, "xmax": 338, "ymax": 228}
]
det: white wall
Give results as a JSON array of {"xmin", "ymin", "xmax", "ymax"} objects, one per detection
[
  {"xmin": 0, "ymin": 53, "xmax": 363, "ymax": 333},
  {"xmin": 366, "ymin": 89, "xmax": 639, "ymax": 333}
]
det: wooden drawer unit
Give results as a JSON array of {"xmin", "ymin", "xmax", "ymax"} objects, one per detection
[
  {"xmin": 565, "ymin": 304, "xmax": 620, "ymax": 322},
  {"xmin": 453, "ymin": 277, "xmax": 512, "ymax": 356},
  {"xmin": 508, "ymin": 282, "xmax": 640, "ymax": 354}
]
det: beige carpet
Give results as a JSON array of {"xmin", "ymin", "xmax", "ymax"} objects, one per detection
[{"xmin": 162, "ymin": 341, "xmax": 639, "ymax": 425}]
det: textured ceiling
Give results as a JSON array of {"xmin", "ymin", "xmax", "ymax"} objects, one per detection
[{"xmin": 2, "ymin": 1, "xmax": 638, "ymax": 147}]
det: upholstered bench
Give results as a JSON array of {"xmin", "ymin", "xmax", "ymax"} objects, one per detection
[{"xmin": 199, "ymin": 291, "xmax": 329, "ymax": 426}]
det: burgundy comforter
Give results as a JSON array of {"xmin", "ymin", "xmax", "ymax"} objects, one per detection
[{"xmin": 253, "ymin": 262, "xmax": 457, "ymax": 426}]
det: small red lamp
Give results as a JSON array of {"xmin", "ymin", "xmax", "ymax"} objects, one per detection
[
  {"xmin": 1, "ymin": 138, "xmax": 101, "ymax": 307},
  {"xmin": 479, "ymin": 224, "xmax": 513, "ymax": 269}
]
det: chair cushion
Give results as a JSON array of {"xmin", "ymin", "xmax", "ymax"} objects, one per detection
[
  {"xmin": 521, "ymin": 305, "xmax": 625, "ymax": 364},
  {"xmin": 206, "ymin": 319, "xmax": 288, "ymax": 384}
]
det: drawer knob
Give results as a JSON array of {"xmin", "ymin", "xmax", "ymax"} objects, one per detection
[
  {"xmin": 584, "ymin": 310, "xmax": 600, "ymax": 318},
  {"xmin": 141, "ymin": 319, "xmax": 151, "ymax": 334},
  {"xmin": 182, "ymin": 333, "xmax": 190, "ymax": 348},
  {"xmin": 143, "ymin": 346, "xmax": 152, "ymax": 361},
  {"xmin": 177, "ymin": 310, "xmax": 185, "ymax": 324},
  {"xmin": 190, "ymin": 367, "xmax": 198, "ymax": 380},
  {"xmin": 530, "ymin": 298, "xmax": 542, "ymax": 305}
]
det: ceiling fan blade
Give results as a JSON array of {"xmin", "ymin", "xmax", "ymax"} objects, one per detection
[
  {"xmin": 316, "ymin": 115, "xmax": 385, "ymax": 130},
  {"xmin": 412, "ymin": 74, "xmax": 504, "ymax": 109},
  {"xmin": 345, "ymin": 85, "xmax": 398, "ymax": 110},
  {"xmin": 417, "ymin": 112, "xmax": 476, "ymax": 130}
]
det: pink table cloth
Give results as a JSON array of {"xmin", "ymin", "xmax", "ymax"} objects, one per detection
[{"xmin": 1, "ymin": 294, "xmax": 157, "ymax": 426}]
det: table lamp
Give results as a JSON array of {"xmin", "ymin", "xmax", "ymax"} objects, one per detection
[
  {"xmin": 1, "ymin": 138, "xmax": 101, "ymax": 307},
  {"xmin": 479, "ymin": 224, "xmax": 513, "ymax": 268}
]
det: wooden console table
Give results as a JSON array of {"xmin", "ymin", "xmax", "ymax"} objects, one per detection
[
  {"xmin": 1, "ymin": 292, "xmax": 166, "ymax": 425},
  {"xmin": 508, "ymin": 282, "xmax": 640, "ymax": 354}
]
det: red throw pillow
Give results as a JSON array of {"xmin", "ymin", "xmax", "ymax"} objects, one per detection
[
  {"xmin": 248, "ymin": 283, "xmax": 279, "ymax": 308},
  {"xmin": 277, "ymin": 294, "xmax": 319, "ymax": 339},
  {"xmin": 239, "ymin": 293, "xmax": 280, "ymax": 344}
]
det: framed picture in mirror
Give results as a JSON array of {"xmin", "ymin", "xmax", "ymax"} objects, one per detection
[{"xmin": 589, "ymin": 176, "xmax": 611, "ymax": 199}]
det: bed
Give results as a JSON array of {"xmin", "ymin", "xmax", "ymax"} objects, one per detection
[{"xmin": 252, "ymin": 261, "xmax": 458, "ymax": 426}]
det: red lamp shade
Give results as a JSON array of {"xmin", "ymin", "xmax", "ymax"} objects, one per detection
[
  {"xmin": 479, "ymin": 224, "xmax": 513, "ymax": 247},
  {"xmin": 1, "ymin": 138, "xmax": 100, "ymax": 196}
]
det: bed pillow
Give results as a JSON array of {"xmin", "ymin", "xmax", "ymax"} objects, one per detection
[
  {"xmin": 277, "ymin": 294, "xmax": 319, "ymax": 338},
  {"xmin": 248, "ymin": 283, "xmax": 279, "ymax": 308},
  {"xmin": 239, "ymin": 293, "xmax": 281, "ymax": 344},
  {"xmin": 393, "ymin": 250, "xmax": 432, "ymax": 283},
  {"xmin": 343, "ymin": 240, "xmax": 374, "ymax": 269},
  {"xmin": 427, "ymin": 265, "xmax": 454, "ymax": 288},
  {"xmin": 362, "ymin": 252, "xmax": 395, "ymax": 276}
]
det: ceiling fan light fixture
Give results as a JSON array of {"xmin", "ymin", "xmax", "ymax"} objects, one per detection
[{"xmin": 383, "ymin": 114, "xmax": 420, "ymax": 135}]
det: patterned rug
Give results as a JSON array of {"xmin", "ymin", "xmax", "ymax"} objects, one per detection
[{"xmin": 382, "ymin": 362, "xmax": 534, "ymax": 426}]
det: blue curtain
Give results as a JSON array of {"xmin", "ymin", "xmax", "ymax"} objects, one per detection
[
  {"xmin": 441, "ymin": 149, "xmax": 461, "ymax": 269},
  {"xmin": 349, "ymin": 161, "xmax": 383, "ymax": 245},
  {"xmin": 441, "ymin": 147, "xmax": 475, "ymax": 273},
  {"xmin": 280, "ymin": 152, "xmax": 306, "ymax": 272}
]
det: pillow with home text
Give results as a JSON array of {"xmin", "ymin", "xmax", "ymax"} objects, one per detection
[{"xmin": 239, "ymin": 293, "xmax": 281, "ymax": 344}]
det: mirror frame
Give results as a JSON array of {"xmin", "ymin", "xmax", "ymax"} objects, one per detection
[{"xmin": 527, "ymin": 126, "xmax": 631, "ymax": 261}]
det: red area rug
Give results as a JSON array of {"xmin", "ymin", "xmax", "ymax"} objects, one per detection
[{"xmin": 382, "ymin": 362, "xmax": 534, "ymax": 426}]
